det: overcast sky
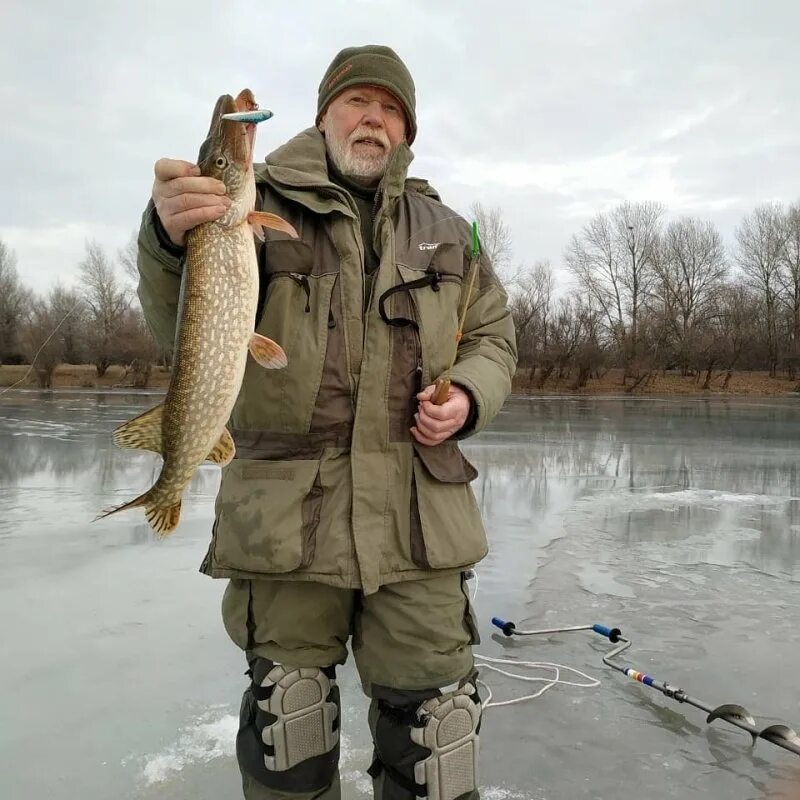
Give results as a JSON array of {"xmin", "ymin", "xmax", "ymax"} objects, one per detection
[{"xmin": 1, "ymin": 0, "xmax": 798, "ymax": 294}]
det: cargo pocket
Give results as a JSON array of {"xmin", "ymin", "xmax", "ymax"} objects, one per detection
[
  {"xmin": 213, "ymin": 458, "xmax": 323, "ymax": 574},
  {"xmin": 409, "ymin": 441, "xmax": 487, "ymax": 570}
]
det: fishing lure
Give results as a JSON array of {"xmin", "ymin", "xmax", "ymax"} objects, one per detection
[{"xmin": 220, "ymin": 109, "xmax": 274, "ymax": 124}]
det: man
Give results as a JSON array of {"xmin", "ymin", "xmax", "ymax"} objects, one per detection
[{"xmin": 137, "ymin": 45, "xmax": 516, "ymax": 800}]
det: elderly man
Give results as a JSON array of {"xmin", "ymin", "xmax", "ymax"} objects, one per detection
[{"xmin": 136, "ymin": 45, "xmax": 516, "ymax": 800}]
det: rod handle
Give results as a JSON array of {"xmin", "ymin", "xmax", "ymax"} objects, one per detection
[
  {"xmin": 592, "ymin": 624, "xmax": 622, "ymax": 643},
  {"xmin": 431, "ymin": 377, "xmax": 451, "ymax": 405}
]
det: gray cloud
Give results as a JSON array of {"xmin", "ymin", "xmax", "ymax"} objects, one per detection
[{"xmin": 1, "ymin": 0, "xmax": 798, "ymax": 295}]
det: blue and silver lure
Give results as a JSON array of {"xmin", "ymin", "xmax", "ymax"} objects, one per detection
[{"xmin": 220, "ymin": 109, "xmax": 274, "ymax": 124}]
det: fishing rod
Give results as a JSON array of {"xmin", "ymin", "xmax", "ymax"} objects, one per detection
[
  {"xmin": 431, "ymin": 220, "xmax": 481, "ymax": 405},
  {"xmin": 490, "ymin": 615, "xmax": 800, "ymax": 758}
]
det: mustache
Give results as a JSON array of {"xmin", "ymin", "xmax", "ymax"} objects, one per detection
[{"xmin": 347, "ymin": 127, "xmax": 390, "ymax": 149}]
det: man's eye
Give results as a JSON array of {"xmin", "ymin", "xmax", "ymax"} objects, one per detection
[
  {"xmin": 350, "ymin": 96, "xmax": 367, "ymax": 105},
  {"xmin": 384, "ymin": 104, "xmax": 401, "ymax": 115}
]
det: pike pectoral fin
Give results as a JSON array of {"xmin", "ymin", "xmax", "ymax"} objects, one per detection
[
  {"xmin": 206, "ymin": 427, "xmax": 235, "ymax": 466},
  {"xmin": 249, "ymin": 333, "xmax": 288, "ymax": 369},
  {"xmin": 113, "ymin": 404, "xmax": 164, "ymax": 453},
  {"xmin": 247, "ymin": 211, "xmax": 299, "ymax": 239}
]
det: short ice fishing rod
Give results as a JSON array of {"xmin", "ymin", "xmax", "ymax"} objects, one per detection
[
  {"xmin": 491, "ymin": 616, "xmax": 800, "ymax": 758},
  {"xmin": 431, "ymin": 220, "xmax": 481, "ymax": 406}
]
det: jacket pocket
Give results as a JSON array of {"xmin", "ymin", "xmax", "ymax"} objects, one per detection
[
  {"xmin": 409, "ymin": 441, "xmax": 487, "ymax": 569},
  {"xmin": 395, "ymin": 243, "xmax": 465, "ymax": 383},
  {"xmin": 212, "ymin": 457, "xmax": 323, "ymax": 573},
  {"xmin": 232, "ymin": 269, "xmax": 338, "ymax": 433}
]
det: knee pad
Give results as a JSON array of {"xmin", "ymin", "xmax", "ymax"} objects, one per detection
[
  {"xmin": 369, "ymin": 680, "xmax": 481, "ymax": 800},
  {"xmin": 237, "ymin": 658, "xmax": 340, "ymax": 794}
]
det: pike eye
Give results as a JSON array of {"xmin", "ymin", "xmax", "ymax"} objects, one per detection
[{"xmin": 215, "ymin": 156, "xmax": 227, "ymax": 168}]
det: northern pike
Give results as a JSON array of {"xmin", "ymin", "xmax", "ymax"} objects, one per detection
[{"xmin": 100, "ymin": 89, "xmax": 297, "ymax": 534}]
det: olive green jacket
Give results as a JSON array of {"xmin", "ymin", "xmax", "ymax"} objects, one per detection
[{"xmin": 137, "ymin": 127, "xmax": 517, "ymax": 594}]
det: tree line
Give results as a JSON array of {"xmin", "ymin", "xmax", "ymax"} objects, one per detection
[
  {"xmin": 2, "ymin": 197, "xmax": 799, "ymax": 391},
  {"xmin": 0, "ymin": 236, "xmax": 161, "ymax": 388},
  {"xmin": 472, "ymin": 199, "xmax": 800, "ymax": 392}
]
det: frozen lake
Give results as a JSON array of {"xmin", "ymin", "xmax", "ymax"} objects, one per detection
[{"xmin": 2, "ymin": 391, "xmax": 800, "ymax": 799}]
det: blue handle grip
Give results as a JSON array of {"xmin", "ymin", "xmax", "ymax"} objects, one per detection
[
  {"xmin": 491, "ymin": 616, "xmax": 516, "ymax": 636},
  {"xmin": 593, "ymin": 624, "xmax": 622, "ymax": 642}
]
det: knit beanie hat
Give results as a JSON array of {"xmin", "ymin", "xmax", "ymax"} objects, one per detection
[{"xmin": 316, "ymin": 45, "xmax": 417, "ymax": 144}]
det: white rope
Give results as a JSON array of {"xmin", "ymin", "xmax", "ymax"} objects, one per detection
[
  {"xmin": 467, "ymin": 570, "xmax": 601, "ymax": 710},
  {"xmin": 474, "ymin": 654, "xmax": 600, "ymax": 709}
]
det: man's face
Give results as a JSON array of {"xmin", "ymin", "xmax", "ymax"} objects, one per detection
[{"xmin": 319, "ymin": 85, "xmax": 408, "ymax": 184}]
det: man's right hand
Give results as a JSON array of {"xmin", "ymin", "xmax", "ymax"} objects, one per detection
[{"xmin": 152, "ymin": 158, "xmax": 232, "ymax": 248}]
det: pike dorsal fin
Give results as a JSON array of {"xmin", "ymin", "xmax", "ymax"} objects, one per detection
[
  {"xmin": 206, "ymin": 427, "xmax": 236, "ymax": 466},
  {"xmin": 112, "ymin": 404, "xmax": 164, "ymax": 454}
]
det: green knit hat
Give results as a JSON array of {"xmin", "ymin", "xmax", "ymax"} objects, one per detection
[{"xmin": 316, "ymin": 45, "xmax": 417, "ymax": 144}]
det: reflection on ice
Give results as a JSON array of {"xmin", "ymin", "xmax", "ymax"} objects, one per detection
[{"xmin": 3, "ymin": 392, "xmax": 800, "ymax": 800}]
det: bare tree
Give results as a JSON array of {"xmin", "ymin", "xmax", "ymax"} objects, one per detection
[
  {"xmin": 654, "ymin": 217, "xmax": 728, "ymax": 374},
  {"xmin": 118, "ymin": 231, "xmax": 139, "ymax": 285},
  {"xmin": 469, "ymin": 202, "xmax": 513, "ymax": 277},
  {"xmin": 701, "ymin": 283, "xmax": 758, "ymax": 389},
  {"xmin": 777, "ymin": 202, "xmax": 800, "ymax": 377},
  {"xmin": 21, "ymin": 291, "xmax": 67, "ymax": 388},
  {"xmin": 79, "ymin": 241, "xmax": 131, "ymax": 376},
  {"xmin": 566, "ymin": 201, "xmax": 664, "ymax": 378},
  {"xmin": 113, "ymin": 306, "xmax": 161, "ymax": 387},
  {"xmin": 508, "ymin": 261, "xmax": 552, "ymax": 388},
  {"xmin": 49, "ymin": 286, "xmax": 88, "ymax": 364},
  {"xmin": 0, "ymin": 239, "xmax": 32, "ymax": 363},
  {"xmin": 736, "ymin": 203, "xmax": 786, "ymax": 377}
]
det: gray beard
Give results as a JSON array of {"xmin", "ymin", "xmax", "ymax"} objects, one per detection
[{"xmin": 325, "ymin": 131, "xmax": 389, "ymax": 184}]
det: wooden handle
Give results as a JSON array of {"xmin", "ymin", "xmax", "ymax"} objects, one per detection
[{"xmin": 431, "ymin": 377, "xmax": 451, "ymax": 405}]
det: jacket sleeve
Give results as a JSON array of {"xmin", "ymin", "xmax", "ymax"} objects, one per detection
[
  {"xmin": 136, "ymin": 200, "xmax": 185, "ymax": 355},
  {"xmin": 446, "ymin": 253, "xmax": 517, "ymax": 437}
]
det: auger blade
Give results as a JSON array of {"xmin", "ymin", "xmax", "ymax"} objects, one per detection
[
  {"xmin": 759, "ymin": 724, "xmax": 800, "ymax": 747},
  {"xmin": 707, "ymin": 703, "xmax": 757, "ymax": 744}
]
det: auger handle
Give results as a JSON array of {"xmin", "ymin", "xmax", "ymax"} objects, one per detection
[
  {"xmin": 592, "ymin": 624, "xmax": 622, "ymax": 643},
  {"xmin": 491, "ymin": 617, "xmax": 517, "ymax": 637}
]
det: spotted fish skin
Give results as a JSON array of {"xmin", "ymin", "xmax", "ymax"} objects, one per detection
[{"xmin": 100, "ymin": 90, "xmax": 291, "ymax": 535}]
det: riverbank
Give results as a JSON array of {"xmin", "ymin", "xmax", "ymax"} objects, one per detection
[
  {"xmin": 2, "ymin": 364, "xmax": 799, "ymax": 397},
  {"xmin": 0, "ymin": 364, "xmax": 172, "ymax": 391},
  {"xmin": 511, "ymin": 367, "xmax": 800, "ymax": 396}
]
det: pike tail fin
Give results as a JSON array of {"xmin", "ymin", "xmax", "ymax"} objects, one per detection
[
  {"xmin": 143, "ymin": 501, "xmax": 182, "ymax": 535},
  {"xmin": 95, "ymin": 491, "xmax": 182, "ymax": 536}
]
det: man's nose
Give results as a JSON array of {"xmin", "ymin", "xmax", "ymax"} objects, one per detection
[{"xmin": 360, "ymin": 100, "xmax": 385, "ymax": 127}]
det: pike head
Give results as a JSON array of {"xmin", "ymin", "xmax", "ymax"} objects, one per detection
[{"xmin": 196, "ymin": 91, "xmax": 257, "ymax": 227}]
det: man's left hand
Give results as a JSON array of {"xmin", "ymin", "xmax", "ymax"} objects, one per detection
[{"xmin": 411, "ymin": 383, "xmax": 472, "ymax": 446}]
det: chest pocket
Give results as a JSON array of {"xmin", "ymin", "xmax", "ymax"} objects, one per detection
[
  {"xmin": 383, "ymin": 242, "xmax": 468, "ymax": 383},
  {"xmin": 231, "ymin": 237, "xmax": 340, "ymax": 433}
]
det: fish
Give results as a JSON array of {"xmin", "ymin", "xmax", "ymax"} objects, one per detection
[{"xmin": 99, "ymin": 89, "xmax": 297, "ymax": 534}]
